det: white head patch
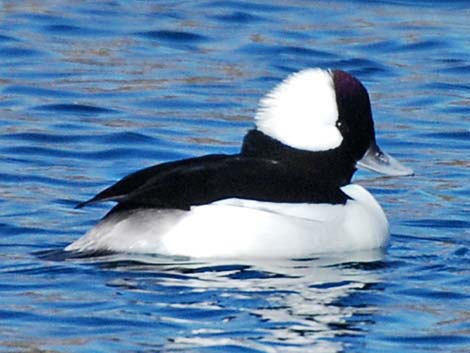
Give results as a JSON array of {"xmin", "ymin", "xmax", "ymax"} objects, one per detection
[{"xmin": 255, "ymin": 68, "xmax": 342, "ymax": 152}]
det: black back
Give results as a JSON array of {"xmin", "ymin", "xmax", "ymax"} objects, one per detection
[{"xmin": 78, "ymin": 129, "xmax": 357, "ymax": 215}]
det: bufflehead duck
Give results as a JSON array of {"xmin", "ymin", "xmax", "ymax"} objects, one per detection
[{"xmin": 67, "ymin": 68, "xmax": 413, "ymax": 258}]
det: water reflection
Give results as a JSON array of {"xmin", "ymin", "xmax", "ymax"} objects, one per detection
[{"xmin": 60, "ymin": 250, "xmax": 385, "ymax": 352}]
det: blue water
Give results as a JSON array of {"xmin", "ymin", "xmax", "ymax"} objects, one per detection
[{"xmin": 1, "ymin": 1, "xmax": 469, "ymax": 352}]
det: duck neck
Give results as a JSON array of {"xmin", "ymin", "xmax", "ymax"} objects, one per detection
[{"xmin": 241, "ymin": 129, "xmax": 356, "ymax": 186}]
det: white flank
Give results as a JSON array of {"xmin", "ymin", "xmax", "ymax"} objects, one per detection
[
  {"xmin": 255, "ymin": 68, "xmax": 342, "ymax": 152},
  {"xmin": 67, "ymin": 185, "xmax": 389, "ymax": 258}
]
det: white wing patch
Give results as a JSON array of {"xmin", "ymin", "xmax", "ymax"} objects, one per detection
[{"xmin": 212, "ymin": 198, "xmax": 343, "ymax": 223}]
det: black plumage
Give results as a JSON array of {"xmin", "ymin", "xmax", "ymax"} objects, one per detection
[{"xmin": 77, "ymin": 129, "xmax": 358, "ymax": 214}]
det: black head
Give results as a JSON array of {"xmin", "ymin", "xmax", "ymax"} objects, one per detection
[
  {"xmin": 332, "ymin": 70, "xmax": 375, "ymax": 161},
  {"xmin": 252, "ymin": 68, "xmax": 413, "ymax": 176}
]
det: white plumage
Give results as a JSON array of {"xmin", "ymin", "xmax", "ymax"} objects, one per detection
[
  {"xmin": 66, "ymin": 185, "xmax": 389, "ymax": 258},
  {"xmin": 255, "ymin": 68, "xmax": 342, "ymax": 152}
]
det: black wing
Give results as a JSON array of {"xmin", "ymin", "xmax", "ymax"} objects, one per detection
[{"xmin": 77, "ymin": 153, "xmax": 348, "ymax": 212}]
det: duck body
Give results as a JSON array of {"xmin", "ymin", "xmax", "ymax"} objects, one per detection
[
  {"xmin": 67, "ymin": 68, "xmax": 412, "ymax": 258},
  {"xmin": 67, "ymin": 184, "xmax": 388, "ymax": 258}
]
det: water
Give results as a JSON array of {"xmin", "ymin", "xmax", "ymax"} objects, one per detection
[{"xmin": 1, "ymin": 0, "xmax": 469, "ymax": 352}]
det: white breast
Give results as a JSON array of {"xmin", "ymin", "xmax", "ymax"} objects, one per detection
[{"xmin": 66, "ymin": 184, "xmax": 389, "ymax": 258}]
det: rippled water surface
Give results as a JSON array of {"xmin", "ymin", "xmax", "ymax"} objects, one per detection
[{"xmin": 1, "ymin": 1, "xmax": 469, "ymax": 352}]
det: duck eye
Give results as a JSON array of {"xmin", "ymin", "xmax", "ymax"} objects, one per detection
[{"xmin": 336, "ymin": 120, "xmax": 349, "ymax": 134}]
